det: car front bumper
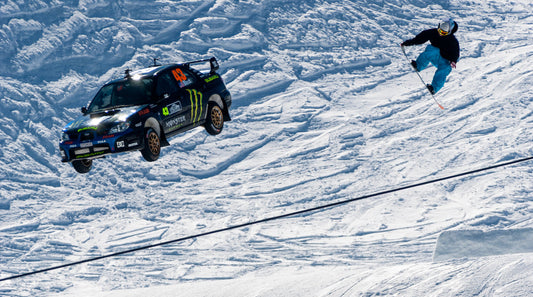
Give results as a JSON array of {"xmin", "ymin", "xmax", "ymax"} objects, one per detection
[{"xmin": 59, "ymin": 130, "xmax": 143, "ymax": 162}]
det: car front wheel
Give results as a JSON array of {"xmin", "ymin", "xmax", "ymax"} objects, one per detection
[
  {"xmin": 141, "ymin": 128, "xmax": 160, "ymax": 161},
  {"xmin": 72, "ymin": 159, "xmax": 92, "ymax": 174}
]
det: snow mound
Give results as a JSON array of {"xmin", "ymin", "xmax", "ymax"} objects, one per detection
[{"xmin": 434, "ymin": 228, "xmax": 533, "ymax": 261}]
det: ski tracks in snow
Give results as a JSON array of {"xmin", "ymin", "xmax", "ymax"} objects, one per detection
[{"xmin": 0, "ymin": 0, "xmax": 532, "ymax": 295}]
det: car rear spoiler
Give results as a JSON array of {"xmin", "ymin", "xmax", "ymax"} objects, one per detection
[{"xmin": 184, "ymin": 57, "xmax": 219, "ymax": 74}]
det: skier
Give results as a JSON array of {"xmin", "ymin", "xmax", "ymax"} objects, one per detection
[{"xmin": 401, "ymin": 18, "xmax": 460, "ymax": 94}]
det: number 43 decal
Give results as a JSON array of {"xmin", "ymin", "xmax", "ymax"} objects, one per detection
[{"xmin": 172, "ymin": 68, "xmax": 187, "ymax": 82}]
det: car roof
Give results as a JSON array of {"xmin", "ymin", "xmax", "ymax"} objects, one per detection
[
  {"xmin": 104, "ymin": 64, "xmax": 180, "ymax": 85},
  {"xmin": 130, "ymin": 64, "xmax": 176, "ymax": 77},
  {"xmin": 105, "ymin": 62, "xmax": 208, "ymax": 86}
]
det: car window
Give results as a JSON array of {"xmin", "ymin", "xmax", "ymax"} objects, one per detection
[
  {"xmin": 171, "ymin": 67, "xmax": 197, "ymax": 88},
  {"xmin": 87, "ymin": 78, "xmax": 153, "ymax": 113},
  {"xmin": 115, "ymin": 79, "xmax": 153, "ymax": 106},
  {"xmin": 88, "ymin": 84, "xmax": 113, "ymax": 111},
  {"xmin": 156, "ymin": 73, "xmax": 180, "ymax": 98}
]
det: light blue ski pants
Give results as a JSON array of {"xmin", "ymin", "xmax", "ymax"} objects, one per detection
[{"xmin": 416, "ymin": 45, "xmax": 452, "ymax": 93}]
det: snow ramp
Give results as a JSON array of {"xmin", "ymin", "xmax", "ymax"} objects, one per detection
[{"xmin": 433, "ymin": 228, "xmax": 533, "ymax": 261}]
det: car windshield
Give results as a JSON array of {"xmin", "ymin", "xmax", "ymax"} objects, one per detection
[{"xmin": 87, "ymin": 78, "xmax": 154, "ymax": 113}]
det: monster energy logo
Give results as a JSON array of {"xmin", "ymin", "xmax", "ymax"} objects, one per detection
[{"xmin": 186, "ymin": 89, "xmax": 203, "ymax": 123}]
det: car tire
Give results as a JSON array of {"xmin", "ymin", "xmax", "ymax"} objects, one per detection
[
  {"xmin": 141, "ymin": 128, "xmax": 160, "ymax": 161},
  {"xmin": 205, "ymin": 102, "xmax": 224, "ymax": 135},
  {"xmin": 72, "ymin": 159, "xmax": 92, "ymax": 174}
]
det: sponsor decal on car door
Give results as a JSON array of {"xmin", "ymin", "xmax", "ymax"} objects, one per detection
[{"xmin": 162, "ymin": 101, "xmax": 186, "ymax": 132}]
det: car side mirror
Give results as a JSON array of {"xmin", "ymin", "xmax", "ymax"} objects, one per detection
[{"xmin": 81, "ymin": 106, "xmax": 87, "ymax": 114}]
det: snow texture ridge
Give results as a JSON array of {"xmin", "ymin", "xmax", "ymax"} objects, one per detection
[{"xmin": 0, "ymin": 0, "xmax": 531, "ymax": 296}]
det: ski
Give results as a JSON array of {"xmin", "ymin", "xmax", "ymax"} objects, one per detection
[{"xmin": 401, "ymin": 45, "xmax": 445, "ymax": 110}]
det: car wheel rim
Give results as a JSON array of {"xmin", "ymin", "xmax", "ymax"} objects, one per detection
[
  {"xmin": 148, "ymin": 132, "xmax": 160, "ymax": 155},
  {"xmin": 211, "ymin": 106, "xmax": 223, "ymax": 129}
]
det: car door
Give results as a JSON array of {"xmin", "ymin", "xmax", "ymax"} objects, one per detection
[
  {"xmin": 170, "ymin": 67, "xmax": 205, "ymax": 127},
  {"xmin": 156, "ymin": 71, "xmax": 187, "ymax": 134}
]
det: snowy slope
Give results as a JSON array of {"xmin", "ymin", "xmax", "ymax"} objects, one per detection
[{"xmin": 0, "ymin": 0, "xmax": 532, "ymax": 296}]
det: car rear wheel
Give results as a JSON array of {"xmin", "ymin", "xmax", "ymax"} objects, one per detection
[
  {"xmin": 141, "ymin": 128, "xmax": 160, "ymax": 161},
  {"xmin": 205, "ymin": 102, "xmax": 224, "ymax": 135},
  {"xmin": 72, "ymin": 159, "xmax": 92, "ymax": 174}
]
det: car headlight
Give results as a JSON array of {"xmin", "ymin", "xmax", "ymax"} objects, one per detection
[
  {"xmin": 61, "ymin": 132, "xmax": 70, "ymax": 142},
  {"xmin": 109, "ymin": 122, "xmax": 130, "ymax": 134}
]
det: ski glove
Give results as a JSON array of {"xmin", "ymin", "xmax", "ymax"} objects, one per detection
[{"xmin": 451, "ymin": 61, "xmax": 456, "ymax": 69}]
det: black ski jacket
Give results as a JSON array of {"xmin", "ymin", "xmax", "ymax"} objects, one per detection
[{"xmin": 403, "ymin": 23, "xmax": 460, "ymax": 63}]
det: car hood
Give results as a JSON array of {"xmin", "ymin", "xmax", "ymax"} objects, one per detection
[{"xmin": 63, "ymin": 105, "xmax": 145, "ymax": 133}]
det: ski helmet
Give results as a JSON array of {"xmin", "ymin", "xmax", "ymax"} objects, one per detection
[{"xmin": 438, "ymin": 18, "xmax": 455, "ymax": 36}]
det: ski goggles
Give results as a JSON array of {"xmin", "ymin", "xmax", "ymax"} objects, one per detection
[{"xmin": 438, "ymin": 28, "xmax": 449, "ymax": 36}]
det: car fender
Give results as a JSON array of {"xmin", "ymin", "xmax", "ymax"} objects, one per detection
[
  {"xmin": 144, "ymin": 117, "xmax": 170, "ymax": 147},
  {"xmin": 208, "ymin": 93, "xmax": 231, "ymax": 121},
  {"xmin": 144, "ymin": 117, "xmax": 161, "ymax": 136},
  {"xmin": 208, "ymin": 94, "xmax": 223, "ymax": 108}
]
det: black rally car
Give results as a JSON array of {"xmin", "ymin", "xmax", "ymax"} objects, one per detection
[{"xmin": 59, "ymin": 57, "xmax": 231, "ymax": 173}]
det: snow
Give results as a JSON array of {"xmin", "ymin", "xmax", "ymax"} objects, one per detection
[
  {"xmin": 0, "ymin": 0, "xmax": 532, "ymax": 296},
  {"xmin": 434, "ymin": 228, "xmax": 533, "ymax": 261}
]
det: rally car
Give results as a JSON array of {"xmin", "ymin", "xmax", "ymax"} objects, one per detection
[{"xmin": 59, "ymin": 57, "xmax": 231, "ymax": 173}]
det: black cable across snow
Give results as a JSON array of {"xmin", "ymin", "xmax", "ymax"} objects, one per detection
[{"xmin": 1, "ymin": 155, "xmax": 531, "ymax": 282}]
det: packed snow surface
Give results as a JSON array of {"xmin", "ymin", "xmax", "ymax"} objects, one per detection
[{"xmin": 0, "ymin": 0, "xmax": 532, "ymax": 296}]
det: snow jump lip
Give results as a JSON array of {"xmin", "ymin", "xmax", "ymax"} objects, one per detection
[{"xmin": 433, "ymin": 228, "xmax": 533, "ymax": 262}]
